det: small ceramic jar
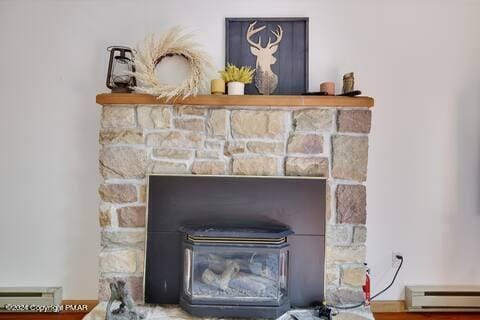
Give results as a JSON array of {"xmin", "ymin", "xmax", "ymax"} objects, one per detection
[
  {"xmin": 227, "ymin": 81, "xmax": 245, "ymax": 95},
  {"xmin": 320, "ymin": 82, "xmax": 335, "ymax": 95},
  {"xmin": 211, "ymin": 79, "xmax": 226, "ymax": 95}
]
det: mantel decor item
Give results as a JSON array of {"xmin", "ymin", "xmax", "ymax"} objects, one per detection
[
  {"xmin": 320, "ymin": 82, "xmax": 335, "ymax": 95},
  {"xmin": 226, "ymin": 18, "xmax": 308, "ymax": 95},
  {"xmin": 106, "ymin": 46, "xmax": 136, "ymax": 93},
  {"xmin": 210, "ymin": 79, "xmax": 225, "ymax": 95},
  {"xmin": 132, "ymin": 27, "xmax": 213, "ymax": 100},
  {"xmin": 342, "ymin": 72, "xmax": 355, "ymax": 94},
  {"xmin": 220, "ymin": 63, "xmax": 255, "ymax": 95}
]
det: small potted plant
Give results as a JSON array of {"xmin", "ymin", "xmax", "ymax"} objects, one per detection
[{"xmin": 220, "ymin": 63, "xmax": 255, "ymax": 95}]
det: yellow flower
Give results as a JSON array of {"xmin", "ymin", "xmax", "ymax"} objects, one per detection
[{"xmin": 219, "ymin": 63, "xmax": 255, "ymax": 84}]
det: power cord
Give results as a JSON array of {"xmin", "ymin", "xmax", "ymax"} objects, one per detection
[
  {"xmin": 369, "ymin": 255, "xmax": 404, "ymax": 301},
  {"xmin": 326, "ymin": 255, "xmax": 404, "ymax": 311}
]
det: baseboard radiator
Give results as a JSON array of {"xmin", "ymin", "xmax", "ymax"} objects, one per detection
[
  {"xmin": 406, "ymin": 286, "xmax": 480, "ymax": 312},
  {"xmin": 0, "ymin": 287, "xmax": 62, "ymax": 312}
]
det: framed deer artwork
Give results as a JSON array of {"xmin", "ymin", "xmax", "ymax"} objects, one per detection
[{"xmin": 225, "ymin": 17, "xmax": 309, "ymax": 95}]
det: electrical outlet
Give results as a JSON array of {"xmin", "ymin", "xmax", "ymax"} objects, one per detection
[{"xmin": 392, "ymin": 251, "xmax": 402, "ymax": 267}]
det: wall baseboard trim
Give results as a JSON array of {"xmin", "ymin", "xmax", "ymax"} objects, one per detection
[
  {"xmin": 60, "ymin": 300, "xmax": 98, "ymax": 313},
  {"xmin": 370, "ymin": 300, "xmax": 406, "ymax": 313}
]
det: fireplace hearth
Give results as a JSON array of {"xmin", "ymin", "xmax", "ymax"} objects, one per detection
[{"xmin": 179, "ymin": 225, "xmax": 292, "ymax": 318}]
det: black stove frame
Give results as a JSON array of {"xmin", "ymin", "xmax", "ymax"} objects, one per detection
[{"xmin": 144, "ymin": 175, "xmax": 326, "ymax": 308}]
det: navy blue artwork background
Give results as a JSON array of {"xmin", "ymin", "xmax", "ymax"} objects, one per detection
[{"xmin": 226, "ymin": 18, "xmax": 309, "ymax": 95}]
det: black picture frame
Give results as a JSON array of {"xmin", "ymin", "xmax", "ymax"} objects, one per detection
[{"xmin": 225, "ymin": 17, "xmax": 309, "ymax": 95}]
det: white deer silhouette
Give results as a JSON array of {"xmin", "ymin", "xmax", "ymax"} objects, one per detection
[{"xmin": 246, "ymin": 21, "xmax": 283, "ymax": 95}]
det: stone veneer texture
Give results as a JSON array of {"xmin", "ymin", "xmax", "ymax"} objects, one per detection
[{"xmin": 97, "ymin": 105, "xmax": 371, "ymax": 306}]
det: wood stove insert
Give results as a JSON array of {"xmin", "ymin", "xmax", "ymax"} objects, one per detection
[
  {"xmin": 145, "ymin": 175, "xmax": 326, "ymax": 308},
  {"xmin": 179, "ymin": 225, "xmax": 293, "ymax": 318}
]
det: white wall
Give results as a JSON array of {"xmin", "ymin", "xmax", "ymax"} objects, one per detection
[{"xmin": 0, "ymin": 0, "xmax": 479, "ymax": 300}]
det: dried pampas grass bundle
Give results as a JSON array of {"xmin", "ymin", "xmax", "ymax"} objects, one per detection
[{"xmin": 132, "ymin": 27, "xmax": 213, "ymax": 100}]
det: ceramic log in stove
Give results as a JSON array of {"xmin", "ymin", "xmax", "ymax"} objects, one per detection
[{"xmin": 179, "ymin": 225, "xmax": 293, "ymax": 319}]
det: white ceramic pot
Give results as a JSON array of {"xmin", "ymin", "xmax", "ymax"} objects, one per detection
[{"xmin": 227, "ymin": 81, "xmax": 245, "ymax": 95}]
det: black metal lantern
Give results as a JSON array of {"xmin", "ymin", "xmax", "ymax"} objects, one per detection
[{"xmin": 106, "ymin": 46, "xmax": 136, "ymax": 93}]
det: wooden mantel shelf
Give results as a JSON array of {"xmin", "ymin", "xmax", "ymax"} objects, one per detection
[{"xmin": 96, "ymin": 93, "xmax": 374, "ymax": 108}]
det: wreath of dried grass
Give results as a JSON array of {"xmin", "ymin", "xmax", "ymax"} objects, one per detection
[{"xmin": 132, "ymin": 27, "xmax": 213, "ymax": 100}]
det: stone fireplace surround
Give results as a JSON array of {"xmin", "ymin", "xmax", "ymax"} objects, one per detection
[{"xmin": 95, "ymin": 94, "xmax": 373, "ymax": 318}]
